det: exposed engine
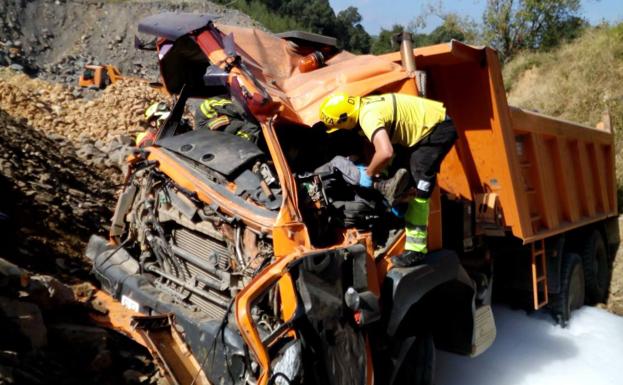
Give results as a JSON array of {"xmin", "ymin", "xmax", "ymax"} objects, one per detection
[{"xmin": 112, "ymin": 163, "xmax": 276, "ymax": 321}]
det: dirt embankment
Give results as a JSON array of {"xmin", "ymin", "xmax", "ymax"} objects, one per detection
[
  {"xmin": 0, "ymin": 1, "xmax": 260, "ymax": 383},
  {"xmin": 0, "ymin": 69, "xmax": 166, "ymax": 141},
  {"xmin": 607, "ymin": 245, "xmax": 623, "ymax": 315},
  {"xmin": 0, "ymin": 65, "xmax": 166, "ymax": 292}
]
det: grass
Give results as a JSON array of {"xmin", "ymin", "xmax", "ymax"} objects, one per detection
[{"xmin": 504, "ymin": 23, "xmax": 623, "ymax": 209}]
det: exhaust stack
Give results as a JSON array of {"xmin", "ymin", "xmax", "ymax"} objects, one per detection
[
  {"xmin": 397, "ymin": 31, "xmax": 416, "ymax": 75},
  {"xmin": 394, "ymin": 31, "xmax": 426, "ymax": 96}
]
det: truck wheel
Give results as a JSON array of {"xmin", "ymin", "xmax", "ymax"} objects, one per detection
[
  {"xmin": 580, "ymin": 230, "xmax": 609, "ymax": 304},
  {"xmin": 394, "ymin": 334, "xmax": 435, "ymax": 385},
  {"xmin": 551, "ymin": 253, "xmax": 585, "ymax": 326}
]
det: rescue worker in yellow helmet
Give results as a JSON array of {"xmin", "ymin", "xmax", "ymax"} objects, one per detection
[
  {"xmin": 319, "ymin": 92, "xmax": 457, "ymax": 267},
  {"xmin": 136, "ymin": 102, "xmax": 170, "ymax": 147}
]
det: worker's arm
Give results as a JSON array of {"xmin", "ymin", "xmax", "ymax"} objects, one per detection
[{"xmin": 367, "ymin": 128, "xmax": 394, "ymax": 176}]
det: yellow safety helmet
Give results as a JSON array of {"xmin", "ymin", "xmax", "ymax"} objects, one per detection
[{"xmin": 319, "ymin": 92, "xmax": 361, "ymax": 132}]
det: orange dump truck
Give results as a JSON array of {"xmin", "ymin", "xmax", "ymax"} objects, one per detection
[{"xmin": 85, "ymin": 13, "xmax": 618, "ymax": 385}]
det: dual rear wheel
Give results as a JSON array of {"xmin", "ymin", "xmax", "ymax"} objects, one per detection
[
  {"xmin": 553, "ymin": 252, "xmax": 585, "ymax": 325},
  {"xmin": 580, "ymin": 230, "xmax": 609, "ymax": 304},
  {"xmin": 552, "ymin": 230, "xmax": 610, "ymax": 325}
]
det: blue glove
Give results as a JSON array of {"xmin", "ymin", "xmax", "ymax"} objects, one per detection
[
  {"xmin": 357, "ymin": 165, "xmax": 373, "ymax": 188},
  {"xmin": 391, "ymin": 204, "xmax": 407, "ymax": 218}
]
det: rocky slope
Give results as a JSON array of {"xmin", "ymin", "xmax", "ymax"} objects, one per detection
[
  {"xmin": 0, "ymin": 0, "xmax": 260, "ymax": 83},
  {"xmin": 0, "ymin": 68, "xmax": 167, "ymax": 178},
  {"xmin": 0, "ymin": 97, "xmax": 160, "ymax": 384}
]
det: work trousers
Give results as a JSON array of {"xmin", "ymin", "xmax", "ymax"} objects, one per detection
[
  {"xmin": 314, "ymin": 155, "xmax": 360, "ymax": 184},
  {"xmin": 399, "ymin": 119, "xmax": 457, "ymax": 252}
]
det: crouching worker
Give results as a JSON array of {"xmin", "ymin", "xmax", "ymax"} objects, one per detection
[
  {"xmin": 195, "ymin": 96, "xmax": 260, "ymax": 142},
  {"xmin": 319, "ymin": 92, "xmax": 457, "ymax": 267}
]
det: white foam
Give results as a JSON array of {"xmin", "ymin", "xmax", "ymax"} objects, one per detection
[{"xmin": 436, "ymin": 305, "xmax": 623, "ymax": 385}]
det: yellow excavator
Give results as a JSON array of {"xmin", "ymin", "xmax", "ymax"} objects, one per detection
[{"xmin": 78, "ymin": 64, "xmax": 123, "ymax": 89}]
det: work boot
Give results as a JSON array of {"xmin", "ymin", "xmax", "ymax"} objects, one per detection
[
  {"xmin": 375, "ymin": 168, "xmax": 409, "ymax": 204},
  {"xmin": 391, "ymin": 250, "xmax": 426, "ymax": 268}
]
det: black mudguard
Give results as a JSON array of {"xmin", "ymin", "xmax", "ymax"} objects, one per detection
[{"xmin": 384, "ymin": 249, "xmax": 479, "ymax": 355}]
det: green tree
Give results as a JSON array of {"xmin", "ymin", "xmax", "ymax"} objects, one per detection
[
  {"xmin": 428, "ymin": 13, "xmax": 479, "ymax": 44},
  {"xmin": 257, "ymin": 0, "xmax": 372, "ymax": 53},
  {"xmin": 336, "ymin": 6, "xmax": 371, "ymax": 53},
  {"xmin": 371, "ymin": 24, "xmax": 406, "ymax": 55},
  {"xmin": 483, "ymin": 0, "xmax": 585, "ymax": 61},
  {"xmin": 212, "ymin": 0, "xmax": 371, "ymax": 52}
]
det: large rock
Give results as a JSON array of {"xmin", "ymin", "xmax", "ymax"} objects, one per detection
[
  {"xmin": 27, "ymin": 275, "xmax": 77, "ymax": 309},
  {"xmin": 0, "ymin": 297, "xmax": 47, "ymax": 349}
]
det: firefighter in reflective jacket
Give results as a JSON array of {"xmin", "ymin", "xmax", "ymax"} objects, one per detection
[
  {"xmin": 319, "ymin": 92, "xmax": 457, "ymax": 267},
  {"xmin": 195, "ymin": 96, "xmax": 260, "ymax": 142}
]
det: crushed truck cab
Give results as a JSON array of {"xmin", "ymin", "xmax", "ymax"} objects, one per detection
[{"xmin": 86, "ymin": 12, "xmax": 617, "ymax": 385}]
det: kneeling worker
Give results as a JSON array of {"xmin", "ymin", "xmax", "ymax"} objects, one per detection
[{"xmin": 319, "ymin": 92, "xmax": 457, "ymax": 267}]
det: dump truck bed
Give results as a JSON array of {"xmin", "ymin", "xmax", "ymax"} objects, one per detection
[
  {"xmin": 380, "ymin": 42, "xmax": 616, "ymax": 242},
  {"xmin": 507, "ymin": 108, "xmax": 615, "ymax": 241}
]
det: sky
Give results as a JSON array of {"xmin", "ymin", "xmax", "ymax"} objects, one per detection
[{"xmin": 328, "ymin": 0, "xmax": 623, "ymax": 35}]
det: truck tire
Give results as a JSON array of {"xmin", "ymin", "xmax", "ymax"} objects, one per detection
[
  {"xmin": 550, "ymin": 253, "xmax": 585, "ymax": 326},
  {"xmin": 580, "ymin": 230, "xmax": 609, "ymax": 304},
  {"xmin": 394, "ymin": 334, "xmax": 435, "ymax": 385}
]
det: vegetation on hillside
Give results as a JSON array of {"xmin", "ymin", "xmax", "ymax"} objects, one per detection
[
  {"xmin": 372, "ymin": 0, "xmax": 585, "ymax": 58},
  {"xmin": 483, "ymin": 0, "xmax": 586, "ymax": 61},
  {"xmin": 504, "ymin": 22, "xmax": 623, "ymax": 200},
  {"xmin": 216, "ymin": 0, "xmax": 587, "ymax": 62},
  {"xmin": 213, "ymin": 0, "xmax": 371, "ymax": 53}
]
